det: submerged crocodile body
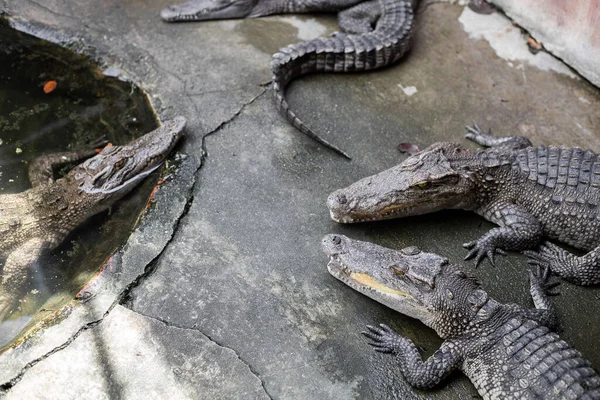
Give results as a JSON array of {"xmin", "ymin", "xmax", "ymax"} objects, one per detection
[
  {"xmin": 327, "ymin": 126, "xmax": 600, "ymax": 285},
  {"xmin": 0, "ymin": 117, "xmax": 186, "ymax": 320},
  {"xmin": 161, "ymin": 0, "xmax": 415, "ymax": 158},
  {"xmin": 322, "ymin": 234, "xmax": 600, "ymax": 399}
]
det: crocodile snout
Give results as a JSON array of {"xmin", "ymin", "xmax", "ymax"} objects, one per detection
[{"xmin": 327, "ymin": 190, "xmax": 350, "ymax": 222}]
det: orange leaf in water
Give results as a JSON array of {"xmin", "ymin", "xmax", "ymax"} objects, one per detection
[{"xmin": 43, "ymin": 80, "xmax": 57, "ymax": 94}]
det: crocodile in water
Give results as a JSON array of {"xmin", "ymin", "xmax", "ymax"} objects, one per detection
[
  {"xmin": 160, "ymin": 0, "xmax": 415, "ymax": 158},
  {"xmin": 0, "ymin": 116, "xmax": 186, "ymax": 321},
  {"xmin": 322, "ymin": 234, "xmax": 600, "ymax": 399},
  {"xmin": 327, "ymin": 126, "xmax": 600, "ymax": 285}
]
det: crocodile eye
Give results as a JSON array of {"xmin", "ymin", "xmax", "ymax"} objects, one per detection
[
  {"xmin": 391, "ymin": 265, "xmax": 406, "ymax": 276},
  {"xmin": 114, "ymin": 159, "xmax": 126, "ymax": 170},
  {"xmin": 417, "ymin": 182, "xmax": 431, "ymax": 190},
  {"xmin": 443, "ymin": 175, "xmax": 459, "ymax": 184}
]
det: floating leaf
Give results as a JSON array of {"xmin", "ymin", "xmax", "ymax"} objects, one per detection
[{"xmin": 43, "ymin": 80, "xmax": 57, "ymax": 94}]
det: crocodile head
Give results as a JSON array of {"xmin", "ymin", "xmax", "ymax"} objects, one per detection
[
  {"xmin": 160, "ymin": 0, "xmax": 259, "ymax": 22},
  {"xmin": 322, "ymin": 234, "xmax": 489, "ymax": 338},
  {"xmin": 327, "ymin": 143, "xmax": 476, "ymax": 223},
  {"xmin": 68, "ymin": 116, "xmax": 186, "ymax": 211}
]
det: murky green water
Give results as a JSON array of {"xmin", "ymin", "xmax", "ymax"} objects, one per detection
[{"xmin": 0, "ymin": 21, "xmax": 159, "ymax": 348}]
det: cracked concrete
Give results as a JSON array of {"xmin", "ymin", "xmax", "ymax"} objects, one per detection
[
  {"xmin": 3, "ymin": 306, "xmax": 270, "ymax": 400},
  {"xmin": 0, "ymin": 0, "xmax": 599, "ymax": 398}
]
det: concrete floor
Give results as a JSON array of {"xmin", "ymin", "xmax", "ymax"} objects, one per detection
[{"xmin": 0, "ymin": 0, "xmax": 599, "ymax": 398}]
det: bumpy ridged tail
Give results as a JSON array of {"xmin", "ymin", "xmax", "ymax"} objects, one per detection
[{"xmin": 270, "ymin": 0, "xmax": 414, "ymax": 159}]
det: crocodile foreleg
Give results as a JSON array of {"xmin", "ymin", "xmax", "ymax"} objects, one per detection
[
  {"xmin": 465, "ymin": 123, "xmax": 532, "ymax": 150},
  {"xmin": 363, "ymin": 324, "xmax": 463, "ymax": 389},
  {"xmin": 526, "ymin": 242, "xmax": 600, "ymax": 286},
  {"xmin": 28, "ymin": 149, "xmax": 100, "ymax": 187},
  {"xmin": 463, "ymin": 201, "xmax": 544, "ymax": 267},
  {"xmin": 0, "ymin": 238, "xmax": 50, "ymax": 321},
  {"xmin": 522, "ymin": 265, "xmax": 559, "ymax": 329}
]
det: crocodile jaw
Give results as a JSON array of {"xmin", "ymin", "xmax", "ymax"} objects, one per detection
[
  {"xmin": 74, "ymin": 116, "xmax": 186, "ymax": 203},
  {"xmin": 322, "ymin": 234, "xmax": 434, "ymax": 324},
  {"xmin": 327, "ymin": 143, "xmax": 475, "ymax": 224},
  {"xmin": 160, "ymin": 0, "xmax": 258, "ymax": 22}
]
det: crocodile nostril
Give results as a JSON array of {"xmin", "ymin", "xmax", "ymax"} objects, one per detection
[
  {"xmin": 332, "ymin": 235, "xmax": 342, "ymax": 245},
  {"xmin": 337, "ymin": 194, "xmax": 347, "ymax": 204}
]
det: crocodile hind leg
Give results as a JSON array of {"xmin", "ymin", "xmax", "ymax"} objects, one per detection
[
  {"xmin": 464, "ymin": 123, "xmax": 532, "ymax": 150},
  {"xmin": 362, "ymin": 324, "xmax": 463, "ymax": 389},
  {"xmin": 525, "ymin": 242, "xmax": 600, "ymax": 286},
  {"xmin": 0, "ymin": 238, "xmax": 49, "ymax": 321},
  {"xmin": 338, "ymin": 0, "xmax": 381, "ymax": 34}
]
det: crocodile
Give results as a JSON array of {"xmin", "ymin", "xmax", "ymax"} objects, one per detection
[
  {"xmin": 327, "ymin": 126, "xmax": 600, "ymax": 285},
  {"xmin": 0, "ymin": 116, "xmax": 186, "ymax": 321},
  {"xmin": 322, "ymin": 234, "xmax": 600, "ymax": 399},
  {"xmin": 160, "ymin": 0, "xmax": 415, "ymax": 158}
]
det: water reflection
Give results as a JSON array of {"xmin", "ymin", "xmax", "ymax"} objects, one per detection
[{"xmin": 0, "ymin": 21, "xmax": 159, "ymax": 348}]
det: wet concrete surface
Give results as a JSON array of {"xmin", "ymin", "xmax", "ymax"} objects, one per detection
[{"xmin": 0, "ymin": 0, "xmax": 599, "ymax": 398}]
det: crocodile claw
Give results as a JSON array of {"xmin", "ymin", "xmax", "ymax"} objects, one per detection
[
  {"xmin": 362, "ymin": 324, "xmax": 401, "ymax": 353},
  {"xmin": 463, "ymin": 240, "xmax": 506, "ymax": 267},
  {"xmin": 464, "ymin": 123, "xmax": 491, "ymax": 141},
  {"xmin": 525, "ymin": 242, "xmax": 576, "ymax": 282},
  {"xmin": 528, "ymin": 264, "xmax": 561, "ymax": 296},
  {"xmin": 88, "ymin": 135, "xmax": 109, "ymax": 150}
]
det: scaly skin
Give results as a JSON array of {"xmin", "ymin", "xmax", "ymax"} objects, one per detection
[
  {"xmin": 161, "ymin": 0, "xmax": 415, "ymax": 158},
  {"xmin": 322, "ymin": 234, "xmax": 600, "ymax": 399},
  {"xmin": 327, "ymin": 126, "xmax": 600, "ymax": 285},
  {"xmin": 0, "ymin": 117, "xmax": 186, "ymax": 321}
]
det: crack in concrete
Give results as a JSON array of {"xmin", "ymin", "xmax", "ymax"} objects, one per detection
[
  {"xmin": 128, "ymin": 310, "xmax": 275, "ymax": 400},
  {"xmin": 200, "ymin": 87, "xmax": 268, "ymax": 154},
  {"xmin": 22, "ymin": 0, "xmax": 78, "ymax": 20},
  {"xmin": 0, "ymin": 86, "xmax": 268, "ymax": 396},
  {"xmin": 0, "ymin": 164, "xmax": 196, "ymax": 394}
]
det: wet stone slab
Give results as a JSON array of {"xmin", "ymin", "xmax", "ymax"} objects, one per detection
[{"xmin": 0, "ymin": 0, "xmax": 599, "ymax": 398}]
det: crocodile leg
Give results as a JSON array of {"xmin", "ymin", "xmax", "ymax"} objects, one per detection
[
  {"xmin": 28, "ymin": 136, "xmax": 107, "ymax": 187},
  {"xmin": 363, "ymin": 324, "xmax": 463, "ymax": 389},
  {"xmin": 337, "ymin": 0, "xmax": 381, "ymax": 33},
  {"xmin": 464, "ymin": 123, "xmax": 532, "ymax": 150},
  {"xmin": 525, "ymin": 242, "xmax": 600, "ymax": 286},
  {"xmin": 523, "ymin": 265, "xmax": 559, "ymax": 329},
  {"xmin": 28, "ymin": 150, "xmax": 100, "ymax": 187},
  {"xmin": 464, "ymin": 202, "xmax": 544, "ymax": 267},
  {"xmin": 0, "ymin": 238, "xmax": 49, "ymax": 321}
]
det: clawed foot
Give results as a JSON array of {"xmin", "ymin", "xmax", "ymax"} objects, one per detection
[
  {"xmin": 529, "ymin": 265, "xmax": 560, "ymax": 296},
  {"xmin": 525, "ymin": 242, "xmax": 575, "ymax": 282},
  {"xmin": 362, "ymin": 324, "xmax": 403, "ymax": 353},
  {"xmin": 88, "ymin": 135, "xmax": 109, "ymax": 151},
  {"xmin": 463, "ymin": 239, "xmax": 506, "ymax": 267},
  {"xmin": 464, "ymin": 123, "xmax": 491, "ymax": 142}
]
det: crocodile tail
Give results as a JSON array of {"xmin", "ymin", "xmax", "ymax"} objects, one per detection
[
  {"xmin": 271, "ymin": 44, "xmax": 352, "ymax": 159},
  {"xmin": 269, "ymin": 0, "xmax": 415, "ymax": 159}
]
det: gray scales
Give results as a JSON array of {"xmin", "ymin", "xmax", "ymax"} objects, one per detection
[
  {"xmin": 0, "ymin": 117, "xmax": 186, "ymax": 321},
  {"xmin": 160, "ymin": 0, "xmax": 415, "ymax": 158},
  {"xmin": 322, "ymin": 234, "xmax": 600, "ymax": 399},
  {"xmin": 327, "ymin": 126, "xmax": 600, "ymax": 286}
]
